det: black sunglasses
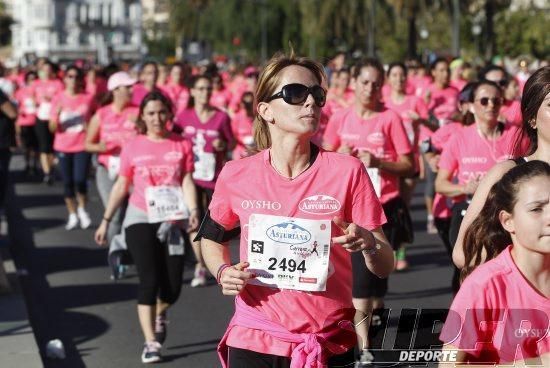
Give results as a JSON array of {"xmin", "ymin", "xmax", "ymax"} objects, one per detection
[
  {"xmin": 475, "ymin": 97, "xmax": 503, "ymax": 106},
  {"xmin": 266, "ymin": 83, "xmax": 326, "ymax": 107}
]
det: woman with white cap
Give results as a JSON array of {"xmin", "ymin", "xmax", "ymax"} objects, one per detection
[{"xmin": 85, "ymin": 71, "xmax": 139, "ymax": 246}]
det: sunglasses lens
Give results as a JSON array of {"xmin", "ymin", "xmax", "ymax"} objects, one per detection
[
  {"xmin": 283, "ymin": 84, "xmax": 309, "ymax": 105},
  {"xmin": 480, "ymin": 98, "xmax": 489, "ymax": 106},
  {"xmin": 311, "ymin": 86, "xmax": 326, "ymax": 107}
]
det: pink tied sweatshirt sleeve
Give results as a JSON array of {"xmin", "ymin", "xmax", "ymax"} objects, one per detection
[{"xmin": 218, "ymin": 296, "xmax": 353, "ymax": 368}]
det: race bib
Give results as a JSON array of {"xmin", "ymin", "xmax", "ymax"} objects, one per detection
[
  {"xmin": 366, "ymin": 168, "xmax": 382, "ymax": 198},
  {"xmin": 37, "ymin": 102, "xmax": 52, "ymax": 120},
  {"xmin": 192, "ymin": 151, "xmax": 216, "ymax": 181},
  {"xmin": 23, "ymin": 98, "xmax": 37, "ymax": 114},
  {"xmin": 247, "ymin": 214, "xmax": 331, "ymax": 292},
  {"xmin": 59, "ymin": 110, "xmax": 85, "ymax": 133},
  {"xmin": 145, "ymin": 185, "xmax": 189, "ymax": 223},
  {"xmin": 107, "ymin": 156, "xmax": 120, "ymax": 180}
]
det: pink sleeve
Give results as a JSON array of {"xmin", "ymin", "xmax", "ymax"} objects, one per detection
[
  {"xmin": 440, "ymin": 277, "xmax": 497, "ymax": 358},
  {"xmin": 118, "ymin": 143, "xmax": 134, "ymax": 179},
  {"xmin": 349, "ymin": 163, "xmax": 387, "ymax": 230},
  {"xmin": 208, "ymin": 166, "xmax": 239, "ymax": 229},
  {"xmin": 182, "ymin": 140, "xmax": 194, "ymax": 173},
  {"xmin": 49, "ymin": 95, "xmax": 61, "ymax": 123},
  {"xmin": 388, "ymin": 113, "xmax": 412, "ymax": 155},
  {"xmin": 415, "ymin": 97, "xmax": 429, "ymax": 120},
  {"xmin": 438, "ymin": 136, "xmax": 459, "ymax": 172},
  {"xmin": 220, "ymin": 113, "xmax": 235, "ymax": 145},
  {"xmin": 322, "ymin": 114, "xmax": 342, "ymax": 149}
]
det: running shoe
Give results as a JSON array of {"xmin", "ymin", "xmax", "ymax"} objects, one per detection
[
  {"xmin": 426, "ymin": 215, "xmax": 437, "ymax": 234},
  {"xmin": 395, "ymin": 247, "xmax": 408, "ymax": 271},
  {"xmin": 355, "ymin": 349, "xmax": 375, "ymax": 367},
  {"xmin": 65, "ymin": 213, "xmax": 79, "ymax": 231},
  {"xmin": 154, "ymin": 314, "xmax": 168, "ymax": 344},
  {"xmin": 190, "ymin": 266, "xmax": 207, "ymax": 287},
  {"xmin": 77, "ymin": 208, "xmax": 92, "ymax": 229},
  {"xmin": 43, "ymin": 173, "xmax": 54, "ymax": 186},
  {"xmin": 141, "ymin": 341, "xmax": 162, "ymax": 364}
]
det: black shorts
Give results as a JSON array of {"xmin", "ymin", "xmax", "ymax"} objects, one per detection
[
  {"xmin": 34, "ymin": 118, "xmax": 53, "ymax": 153},
  {"xmin": 196, "ymin": 185, "xmax": 214, "ymax": 221},
  {"xmin": 351, "ymin": 196, "xmax": 413, "ymax": 299},
  {"xmin": 19, "ymin": 125, "xmax": 38, "ymax": 150},
  {"xmin": 228, "ymin": 346, "xmax": 355, "ymax": 368}
]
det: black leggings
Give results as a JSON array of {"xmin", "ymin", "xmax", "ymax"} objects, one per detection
[
  {"xmin": 228, "ymin": 347, "xmax": 355, "ymax": 368},
  {"xmin": 125, "ymin": 223, "xmax": 185, "ymax": 305}
]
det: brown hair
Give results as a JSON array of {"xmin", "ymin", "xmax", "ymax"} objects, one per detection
[
  {"xmin": 253, "ymin": 51, "xmax": 326, "ymax": 150},
  {"xmin": 461, "ymin": 160, "xmax": 550, "ymax": 282},
  {"xmin": 515, "ymin": 66, "xmax": 550, "ymax": 156}
]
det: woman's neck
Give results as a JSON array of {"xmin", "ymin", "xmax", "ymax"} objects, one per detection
[
  {"xmin": 511, "ymin": 245, "xmax": 550, "ymax": 298},
  {"xmin": 477, "ymin": 120, "xmax": 500, "ymax": 139},
  {"xmin": 529, "ymin": 142, "xmax": 550, "ymax": 163},
  {"xmin": 66, "ymin": 88, "xmax": 77, "ymax": 96},
  {"xmin": 146, "ymin": 131, "xmax": 168, "ymax": 141},
  {"xmin": 112, "ymin": 99, "xmax": 127, "ymax": 113},
  {"xmin": 270, "ymin": 137, "xmax": 311, "ymax": 179},
  {"xmin": 390, "ymin": 89, "xmax": 405, "ymax": 102},
  {"xmin": 355, "ymin": 101, "xmax": 380, "ymax": 119},
  {"xmin": 194, "ymin": 104, "xmax": 211, "ymax": 114}
]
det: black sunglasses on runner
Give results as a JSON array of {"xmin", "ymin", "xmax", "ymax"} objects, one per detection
[
  {"xmin": 266, "ymin": 83, "xmax": 327, "ymax": 107},
  {"xmin": 476, "ymin": 97, "xmax": 503, "ymax": 106}
]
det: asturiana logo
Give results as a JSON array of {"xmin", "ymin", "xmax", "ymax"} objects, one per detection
[
  {"xmin": 299, "ymin": 195, "xmax": 341, "ymax": 215},
  {"xmin": 266, "ymin": 222, "xmax": 312, "ymax": 245}
]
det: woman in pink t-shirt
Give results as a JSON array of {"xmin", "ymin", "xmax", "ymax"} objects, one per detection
[
  {"xmin": 435, "ymin": 80, "xmax": 528, "ymax": 292},
  {"xmin": 32, "ymin": 60, "xmax": 64, "ymax": 184},
  {"xmin": 425, "ymin": 58, "xmax": 459, "ymax": 125},
  {"xmin": 440, "ymin": 160, "xmax": 550, "ymax": 365},
  {"xmin": 199, "ymin": 54, "xmax": 395, "ymax": 368},
  {"xmin": 500, "ymin": 77, "xmax": 522, "ymax": 126},
  {"xmin": 174, "ymin": 74, "xmax": 235, "ymax": 288},
  {"xmin": 95, "ymin": 92, "xmax": 199, "ymax": 364},
  {"xmin": 132, "ymin": 62, "xmax": 166, "ymax": 107},
  {"xmin": 159, "ymin": 62, "xmax": 190, "ymax": 117},
  {"xmin": 454, "ymin": 66, "xmax": 550, "ymax": 270},
  {"xmin": 230, "ymin": 91, "xmax": 256, "ymax": 159},
  {"xmin": 85, "ymin": 71, "xmax": 139, "ymax": 252},
  {"xmin": 210, "ymin": 72, "xmax": 232, "ymax": 112},
  {"xmin": 15, "ymin": 70, "xmax": 39, "ymax": 176},
  {"xmin": 49, "ymin": 65, "xmax": 95, "ymax": 230},
  {"xmin": 324, "ymin": 68, "xmax": 354, "ymax": 118},
  {"xmin": 323, "ymin": 59, "xmax": 413, "ymax": 356}
]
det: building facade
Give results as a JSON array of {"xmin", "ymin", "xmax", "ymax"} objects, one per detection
[
  {"xmin": 141, "ymin": 0, "xmax": 169, "ymax": 41},
  {"xmin": 9, "ymin": 0, "xmax": 143, "ymax": 64}
]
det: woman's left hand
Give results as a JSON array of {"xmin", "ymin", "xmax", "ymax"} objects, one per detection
[
  {"xmin": 331, "ymin": 216, "xmax": 376, "ymax": 253},
  {"xmin": 212, "ymin": 138, "xmax": 226, "ymax": 152},
  {"xmin": 187, "ymin": 210, "xmax": 200, "ymax": 232}
]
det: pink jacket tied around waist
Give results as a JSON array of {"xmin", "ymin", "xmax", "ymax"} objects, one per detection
[{"xmin": 218, "ymin": 296, "xmax": 353, "ymax": 368}]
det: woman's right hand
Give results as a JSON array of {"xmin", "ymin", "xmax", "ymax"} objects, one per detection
[
  {"xmin": 219, "ymin": 261, "xmax": 255, "ymax": 296},
  {"xmin": 94, "ymin": 221, "xmax": 108, "ymax": 246}
]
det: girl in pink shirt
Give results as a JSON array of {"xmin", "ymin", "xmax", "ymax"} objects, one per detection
[
  {"xmin": 425, "ymin": 58, "xmax": 459, "ymax": 125},
  {"xmin": 86, "ymin": 71, "xmax": 139, "ymax": 252},
  {"xmin": 210, "ymin": 73, "xmax": 232, "ymax": 112},
  {"xmin": 32, "ymin": 60, "xmax": 64, "ymax": 184},
  {"xmin": 324, "ymin": 58, "xmax": 413, "ymax": 362},
  {"xmin": 230, "ymin": 91, "xmax": 256, "ymax": 159},
  {"xmin": 435, "ymin": 80, "xmax": 529, "ymax": 292},
  {"xmin": 500, "ymin": 78, "xmax": 522, "ymax": 126},
  {"xmin": 132, "ymin": 62, "xmax": 167, "ymax": 107},
  {"xmin": 174, "ymin": 74, "xmax": 235, "ymax": 288},
  {"xmin": 15, "ymin": 71, "xmax": 39, "ymax": 176},
  {"xmin": 199, "ymin": 54, "xmax": 395, "ymax": 368},
  {"xmin": 49, "ymin": 65, "xmax": 95, "ymax": 231},
  {"xmin": 159, "ymin": 62, "xmax": 190, "ymax": 117},
  {"xmin": 95, "ymin": 92, "xmax": 199, "ymax": 364},
  {"xmin": 440, "ymin": 160, "xmax": 550, "ymax": 365}
]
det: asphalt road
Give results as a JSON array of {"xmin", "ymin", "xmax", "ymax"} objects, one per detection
[{"xmin": 6, "ymin": 153, "xmax": 455, "ymax": 368}]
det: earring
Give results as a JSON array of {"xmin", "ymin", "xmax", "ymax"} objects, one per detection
[{"xmin": 529, "ymin": 119, "xmax": 537, "ymax": 129}]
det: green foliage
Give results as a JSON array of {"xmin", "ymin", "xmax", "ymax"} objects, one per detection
[{"xmin": 494, "ymin": 9, "xmax": 549, "ymax": 59}]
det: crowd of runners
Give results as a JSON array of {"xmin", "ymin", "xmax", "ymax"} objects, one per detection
[{"xmin": 0, "ymin": 52, "xmax": 548, "ymax": 367}]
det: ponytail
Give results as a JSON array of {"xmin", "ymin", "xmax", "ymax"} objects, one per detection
[{"xmin": 253, "ymin": 116, "xmax": 271, "ymax": 150}]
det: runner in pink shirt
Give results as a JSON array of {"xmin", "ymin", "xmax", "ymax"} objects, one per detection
[
  {"xmin": 174, "ymin": 74, "xmax": 235, "ymax": 288},
  {"xmin": 132, "ymin": 62, "xmax": 167, "ymax": 107},
  {"xmin": 198, "ymin": 53, "xmax": 394, "ymax": 368},
  {"xmin": 383, "ymin": 61, "xmax": 432, "ymax": 271},
  {"xmin": 323, "ymin": 58, "xmax": 412, "ymax": 362},
  {"xmin": 49, "ymin": 65, "xmax": 95, "ymax": 230},
  {"xmin": 159, "ymin": 62, "xmax": 190, "ymax": 117},
  {"xmin": 435, "ymin": 80, "xmax": 529, "ymax": 292},
  {"xmin": 324, "ymin": 68, "xmax": 354, "ymax": 118},
  {"xmin": 440, "ymin": 160, "xmax": 550, "ymax": 365},
  {"xmin": 95, "ymin": 91, "xmax": 199, "ymax": 364},
  {"xmin": 85, "ymin": 67, "xmax": 108, "ymax": 103},
  {"xmin": 86, "ymin": 71, "xmax": 139, "ymax": 249},
  {"xmin": 449, "ymin": 58, "xmax": 468, "ymax": 92},
  {"xmin": 228, "ymin": 66, "xmax": 258, "ymax": 115},
  {"xmin": 425, "ymin": 58, "xmax": 459, "ymax": 125},
  {"xmin": 230, "ymin": 91, "xmax": 256, "ymax": 159},
  {"xmin": 32, "ymin": 60, "xmax": 64, "ymax": 184},
  {"xmin": 14, "ymin": 70, "xmax": 39, "ymax": 176},
  {"xmin": 209, "ymin": 72, "xmax": 232, "ymax": 112},
  {"xmin": 500, "ymin": 77, "xmax": 522, "ymax": 126}
]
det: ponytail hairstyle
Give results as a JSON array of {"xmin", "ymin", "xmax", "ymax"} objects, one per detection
[
  {"xmin": 514, "ymin": 66, "xmax": 550, "ymax": 156},
  {"xmin": 254, "ymin": 50, "xmax": 326, "ymax": 150},
  {"xmin": 461, "ymin": 160, "xmax": 550, "ymax": 282}
]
